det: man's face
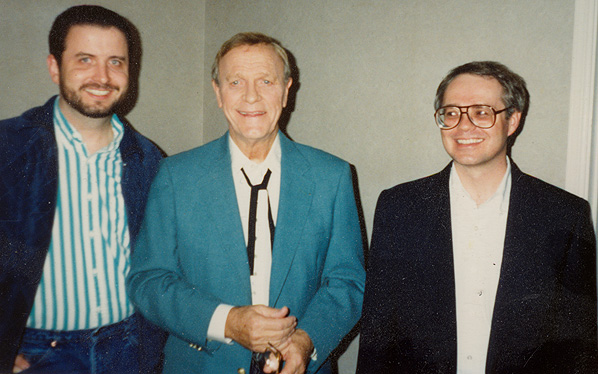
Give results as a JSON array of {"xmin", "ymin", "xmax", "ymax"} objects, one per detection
[
  {"xmin": 48, "ymin": 25, "xmax": 129, "ymax": 119},
  {"xmin": 440, "ymin": 74, "xmax": 520, "ymax": 171},
  {"xmin": 212, "ymin": 44, "xmax": 292, "ymax": 150}
]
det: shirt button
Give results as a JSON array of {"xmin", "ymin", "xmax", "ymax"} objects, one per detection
[
  {"xmin": 478, "ymin": 290, "xmax": 483, "ymax": 296},
  {"xmin": 467, "ymin": 355, "xmax": 473, "ymax": 360}
]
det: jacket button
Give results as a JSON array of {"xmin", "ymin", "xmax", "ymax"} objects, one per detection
[{"xmin": 237, "ymin": 369, "xmax": 246, "ymax": 374}]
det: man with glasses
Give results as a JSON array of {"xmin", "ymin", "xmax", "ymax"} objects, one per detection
[{"xmin": 357, "ymin": 61, "xmax": 598, "ymax": 373}]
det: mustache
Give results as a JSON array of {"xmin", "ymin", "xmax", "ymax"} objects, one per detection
[{"xmin": 81, "ymin": 83, "xmax": 119, "ymax": 91}]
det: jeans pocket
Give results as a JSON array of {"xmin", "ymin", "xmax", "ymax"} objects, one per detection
[{"xmin": 19, "ymin": 344, "xmax": 57, "ymax": 371}]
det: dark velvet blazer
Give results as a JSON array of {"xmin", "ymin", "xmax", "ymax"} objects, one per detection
[
  {"xmin": 0, "ymin": 97, "xmax": 165, "ymax": 372},
  {"xmin": 357, "ymin": 161, "xmax": 598, "ymax": 373}
]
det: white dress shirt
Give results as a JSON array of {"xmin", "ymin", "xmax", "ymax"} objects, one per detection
[
  {"xmin": 206, "ymin": 134, "xmax": 281, "ymax": 342},
  {"xmin": 450, "ymin": 159, "xmax": 511, "ymax": 374}
]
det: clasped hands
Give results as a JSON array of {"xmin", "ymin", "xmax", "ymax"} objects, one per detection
[{"xmin": 225, "ymin": 305, "xmax": 314, "ymax": 374}]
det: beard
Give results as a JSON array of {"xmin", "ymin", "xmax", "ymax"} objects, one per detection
[{"xmin": 59, "ymin": 79, "xmax": 128, "ymax": 119}]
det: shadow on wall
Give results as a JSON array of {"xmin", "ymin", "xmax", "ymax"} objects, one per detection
[
  {"xmin": 278, "ymin": 48, "xmax": 370, "ymax": 374},
  {"xmin": 279, "ymin": 48, "xmax": 300, "ymax": 139}
]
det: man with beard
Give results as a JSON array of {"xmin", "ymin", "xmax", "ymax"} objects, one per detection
[{"xmin": 0, "ymin": 5, "xmax": 164, "ymax": 373}]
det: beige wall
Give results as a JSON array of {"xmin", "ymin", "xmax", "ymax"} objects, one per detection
[{"xmin": 1, "ymin": 1, "xmax": 576, "ymax": 373}]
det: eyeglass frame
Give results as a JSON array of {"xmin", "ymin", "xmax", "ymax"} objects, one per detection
[
  {"xmin": 265, "ymin": 342, "xmax": 282, "ymax": 374},
  {"xmin": 434, "ymin": 104, "xmax": 511, "ymax": 130}
]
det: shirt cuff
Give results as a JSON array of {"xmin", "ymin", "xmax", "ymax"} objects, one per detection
[{"xmin": 206, "ymin": 304, "xmax": 234, "ymax": 344}]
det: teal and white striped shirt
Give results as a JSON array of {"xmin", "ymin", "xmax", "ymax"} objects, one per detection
[{"xmin": 27, "ymin": 98, "xmax": 134, "ymax": 330}]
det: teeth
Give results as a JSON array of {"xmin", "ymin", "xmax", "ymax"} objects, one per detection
[
  {"xmin": 86, "ymin": 88, "xmax": 110, "ymax": 96},
  {"xmin": 239, "ymin": 111, "xmax": 265, "ymax": 115},
  {"xmin": 457, "ymin": 138, "xmax": 483, "ymax": 144}
]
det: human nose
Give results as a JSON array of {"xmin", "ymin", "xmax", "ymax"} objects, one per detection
[
  {"xmin": 456, "ymin": 108, "xmax": 476, "ymax": 130},
  {"xmin": 243, "ymin": 82, "xmax": 261, "ymax": 103},
  {"xmin": 93, "ymin": 63, "xmax": 110, "ymax": 84}
]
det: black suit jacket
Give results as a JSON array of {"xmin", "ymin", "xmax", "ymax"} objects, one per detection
[{"xmin": 357, "ymin": 161, "xmax": 598, "ymax": 373}]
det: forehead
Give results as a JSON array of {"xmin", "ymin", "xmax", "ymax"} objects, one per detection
[
  {"xmin": 219, "ymin": 44, "xmax": 284, "ymax": 77},
  {"xmin": 444, "ymin": 73, "xmax": 504, "ymax": 105},
  {"xmin": 64, "ymin": 25, "xmax": 128, "ymax": 54}
]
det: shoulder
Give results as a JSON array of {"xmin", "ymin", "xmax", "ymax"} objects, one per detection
[
  {"xmin": 512, "ymin": 168, "xmax": 590, "ymax": 214},
  {"xmin": 281, "ymin": 135, "xmax": 351, "ymax": 183},
  {"xmin": 165, "ymin": 135, "xmax": 226, "ymax": 167},
  {"xmin": 153, "ymin": 135, "xmax": 228, "ymax": 185},
  {"xmin": 121, "ymin": 123, "xmax": 163, "ymax": 162},
  {"xmin": 379, "ymin": 167, "xmax": 448, "ymax": 205},
  {"xmin": 286, "ymin": 137, "xmax": 347, "ymax": 166},
  {"xmin": 0, "ymin": 98, "xmax": 56, "ymax": 163},
  {"xmin": 0, "ymin": 98, "xmax": 54, "ymax": 135}
]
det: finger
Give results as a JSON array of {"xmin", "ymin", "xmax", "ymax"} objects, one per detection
[
  {"xmin": 257, "ymin": 315, "xmax": 296, "ymax": 336},
  {"xmin": 256, "ymin": 305, "xmax": 290, "ymax": 318},
  {"xmin": 279, "ymin": 357, "xmax": 302, "ymax": 374},
  {"xmin": 245, "ymin": 320, "xmax": 295, "ymax": 351},
  {"xmin": 275, "ymin": 336, "xmax": 292, "ymax": 353},
  {"xmin": 13, "ymin": 354, "xmax": 30, "ymax": 373}
]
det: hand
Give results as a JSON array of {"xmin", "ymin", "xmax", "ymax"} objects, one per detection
[
  {"xmin": 225, "ymin": 305, "xmax": 296, "ymax": 352},
  {"xmin": 279, "ymin": 329, "xmax": 313, "ymax": 374},
  {"xmin": 13, "ymin": 354, "xmax": 30, "ymax": 373}
]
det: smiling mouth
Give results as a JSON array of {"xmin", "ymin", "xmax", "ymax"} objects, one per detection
[
  {"xmin": 239, "ymin": 111, "xmax": 266, "ymax": 117},
  {"xmin": 85, "ymin": 88, "xmax": 111, "ymax": 96},
  {"xmin": 82, "ymin": 84, "xmax": 118, "ymax": 98},
  {"xmin": 457, "ymin": 138, "xmax": 483, "ymax": 145}
]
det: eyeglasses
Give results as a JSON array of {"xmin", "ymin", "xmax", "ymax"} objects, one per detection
[
  {"xmin": 253, "ymin": 343, "xmax": 282, "ymax": 374},
  {"xmin": 265, "ymin": 343, "xmax": 282, "ymax": 374},
  {"xmin": 434, "ymin": 105, "xmax": 510, "ymax": 130}
]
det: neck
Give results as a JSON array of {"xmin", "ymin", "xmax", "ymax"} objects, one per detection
[
  {"xmin": 453, "ymin": 157, "xmax": 508, "ymax": 205},
  {"xmin": 59, "ymin": 97, "xmax": 114, "ymax": 155},
  {"xmin": 233, "ymin": 136, "xmax": 276, "ymax": 163}
]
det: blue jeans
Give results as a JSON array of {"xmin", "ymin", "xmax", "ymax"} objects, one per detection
[{"xmin": 18, "ymin": 315, "xmax": 139, "ymax": 374}]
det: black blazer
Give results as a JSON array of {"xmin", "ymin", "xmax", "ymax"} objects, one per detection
[{"xmin": 357, "ymin": 161, "xmax": 598, "ymax": 373}]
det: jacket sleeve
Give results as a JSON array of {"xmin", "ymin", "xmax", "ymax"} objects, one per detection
[
  {"xmin": 126, "ymin": 160, "xmax": 223, "ymax": 352},
  {"xmin": 295, "ymin": 163, "xmax": 366, "ymax": 373},
  {"xmin": 556, "ymin": 199, "xmax": 598, "ymax": 371}
]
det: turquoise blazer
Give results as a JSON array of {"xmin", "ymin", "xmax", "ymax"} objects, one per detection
[{"xmin": 127, "ymin": 132, "xmax": 365, "ymax": 373}]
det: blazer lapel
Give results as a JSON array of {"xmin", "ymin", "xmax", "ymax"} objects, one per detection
[
  {"xmin": 486, "ymin": 162, "xmax": 533, "ymax": 369},
  {"xmin": 431, "ymin": 164, "xmax": 459, "ymax": 369},
  {"xmin": 269, "ymin": 134, "xmax": 314, "ymax": 306},
  {"xmin": 198, "ymin": 135, "xmax": 251, "ymax": 282}
]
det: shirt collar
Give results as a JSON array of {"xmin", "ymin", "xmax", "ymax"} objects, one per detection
[
  {"xmin": 53, "ymin": 96, "xmax": 124, "ymax": 154},
  {"xmin": 449, "ymin": 157, "xmax": 512, "ymax": 213},
  {"xmin": 229, "ymin": 133, "xmax": 281, "ymax": 180}
]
